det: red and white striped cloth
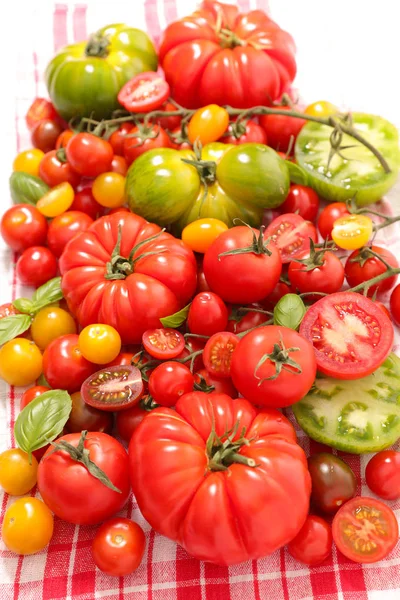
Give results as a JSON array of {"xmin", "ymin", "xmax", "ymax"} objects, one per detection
[{"xmin": 1, "ymin": 2, "xmax": 400, "ymax": 598}]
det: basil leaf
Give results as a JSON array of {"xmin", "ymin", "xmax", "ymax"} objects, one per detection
[
  {"xmin": 37, "ymin": 372, "xmax": 51, "ymax": 388},
  {"xmin": 160, "ymin": 303, "xmax": 191, "ymax": 328},
  {"xmin": 274, "ymin": 294, "xmax": 306, "ymax": 330},
  {"xmin": 9, "ymin": 171, "xmax": 49, "ymax": 206},
  {"xmin": 31, "ymin": 277, "xmax": 63, "ymax": 312},
  {"xmin": 285, "ymin": 161, "xmax": 310, "ymax": 186},
  {"xmin": 14, "ymin": 390, "xmax": 72, "ymax": 454},
  {"xmin": 13, "ymin": 298, "xmax": 34, "ymax": 314},
  {"xmin": 0, "ymin": 314, "xmax": 32, "ymax": 345}
]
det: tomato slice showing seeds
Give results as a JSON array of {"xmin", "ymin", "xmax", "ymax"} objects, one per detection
[
  {"xmin": 117, "ymin": 72, "xmax": 170, "ymax": 113},
  {"xmin": 203, "ymin": 332, "xmax": 239, "ymax": 379},
  {"xmin": 299, "ymin": 292, "xmax": 394, "ymax": 379},
  {"xmin": 142, "ymin": 328, "xmax": 185, "ymax": 360},
  {"xmin": 264, "ymin": 213, "xmax": 317, "ymax": 263},
  {"xmin": 332, "ymin": 496, "xmax": 399, "ymax": 563},
  {"xmin": 81, "ymin": 365, "xmax": 144, "ymax": 412}
]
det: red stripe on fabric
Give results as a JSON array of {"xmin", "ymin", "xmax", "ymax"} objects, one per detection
[
  {"xmin": 164, "ymin": 0, "xmax": 178, "ymax": 24},
  {"xmin": 33, "ymin": 52, "xmax": 40, "ymax": 87},
  {"xmin": 73, "ymin": 4, "xmax": 87, "ymax": 42},
  {"xmin": 237, "ymin": 0, "xmax": 251, "ymax": 12},
  {"xmin": 204, "ymin": 563, "xmax": 231, "ymax": 600},
  {"xmin": 144, "ymin": 0, "xmax": 162, "ymax": 48},
  {"xmin": 251, "ymin": 560, "xmax": 261, "ymax": 600},
  {"xmin": 12, "ymin": 556, "xmax": 24, "ymax": 600},
  {"xmin": 146, "ymin": 529, "xmax": 155, "ymax": 600},
  {"xmin": 176, "ymin": 546, "xmax": 201, "ymax": 600},
  {"xmin": 53, "ymin": 4, "xmax": 68, "ymax": 52},
  {"xmin": 279, "ymin": 549, "xmax": 289, "ymax": 600}
]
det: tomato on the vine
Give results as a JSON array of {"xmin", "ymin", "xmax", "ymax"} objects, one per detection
[
  {"xmin": 1, "ymin": 497, "xmax": 53, "ymax": 555},
  {"xmin": 390, "ymin": 284, "xmax": 400, "ymax": 325},
  {"xmin": 20, "ymin": 385, "xmax": 50, "ymax": 409},
  {"xmin": 1, "ymin": 204, "xmax": 48, "ymax": 252},
  {"xmin": 31, "ymin": 307, "xmax": 76, "ymax": 350},
  {"xmin": 92, "ymin": 172, "xmax": 126, "ymax": 208},
  {"xmin": 227, "ymin": 305, "xmax": 270, "ymax": 334},
  {"xmin": 0, "ymin": 449, "xmax": 38, "ymax": 496},
  {"xmin": 26, "ymin": 98, "xmax": 60, "ymax": 131},
  {"xmin": 118, "ymin": 72, "xmax": 170, "ymax": 113},
  {"xmin": 181, "ymin": 218, "xmax": 228, "ymax": 254},
  {"xmin": 148, "ymin": 362, "xmax": 194, "ymax": 407},
  {"xmin": 188, "ymin": 105, "xmax": 229, "ymax": 145},
  {"xmin": 31, "ymin": 120, "xmax": 63, "ymax": 153},
  {"xmin": 16, "ymin": 246, "xmax": 58, "ymax": 288},
  {"xmin": 142, "ymin": 328, "xmax": 185, "ymax": 360},
  {"xmin": 332, "ymin": 214, "xmax": 373, "ymax": 250},
  {"xmin": 13, "ymin": 149, "xmax": 44, "ymax": 177},
  {"xmin": 155, "ymin": 101, "xmax": 182, "ymax": 131},
  {"xmin": 0, "ymin": 338, "xmax": 43, "ymax": 387},
  {"xmin": 47, "ymin": 210, "xmax": 94, "ymax": 257},
  {"xmin": 56, "ymin": 129, "xmax": 74, "ymax": 150},
  {"xmin": 288, "ymin": 515, "xmax": 332, "ymax": 566},
  {"xmin": 81, "ymin": 365, "xmax": 144, "ymax": 411},
  {"xmin": 177, "ymin": 336, "xmax": 205, "ymax": 373},
  {"xmin": 288, "ymin": 250, "xmax": 345, "ymax": 296},
  {"xmin": 109, "ymin": 123, "xmax": 133, "ymax": 155},
  {"xmin": 317, "ymin": 202, "xmax": 350, "ymax": 239},
  {"xmin": 187, "ymin": 292, "xmax": 228, "ymax": 336},
  {"xmin": 66, "ymin": 133, "xmax": 114, "ymax": 177},
  {"xmin": 78, "ymin": 324, "xmax": 121, "ymax": 365},
  {"xmin": 65, "ymin": 391, "xmax": 113, "ymax": 434},
  {"xmin": 92, "ymin": 518, "xmax": 145, "ymax": 576},
  {"xmin": 264, "ymin": 213, "xmax": 317, "ymax": 264},
  {"xmin": 203, "ymin": 332, "xmax": 239, "ymax": 379},
  {"xmin": 194, "ymin": 368, "xmax": 237, "ymax": 397},
  {"xmin": 38, "ymin": 150, "xmax": 81, "ymax": 188},
  {"xmin": 220, "ymin": 120, "xmax": 267, "ymax": 145},
  {"xmin": 259, "ymin": 107, "xmax": 306, "ymax": 153},
  {"xmin": 42, "ymin": 334, "xmax": 96, "ymax": 393},
  {"xmin": 123, "ymin": 125, "xmax": 170, "ymax": 166},
  {"xmin": 344, "ymin": 245, "xmax": 398, "ymax": 296},
  {"xmin": 168, "ymin": 126, "xmax": 192, "ymax": 150},
  {"xmin": 366, "ymin": 451, "xmax": 400, "ymax": 500},
  {"xmin": 304, "ymin": 100, "xmax": 338, "ymax": 117},
  {"xmin": 279, "ymin": 185, "xmax": 320, "ymax": 222},
  {"xmin": 69, "ymin": 186, "xmax": 105, "ymax": 219}
]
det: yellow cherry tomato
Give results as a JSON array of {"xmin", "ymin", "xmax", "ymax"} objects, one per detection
[
  {"xmin": 0, "ymin": 338, "xmax": 42, "ymax": 386},
  {"xmin": 181, "ymin": 218, "xmax": 229, "ymax": 253},
  {"xmin": 79, "ymin": 324, "xmax": 122, "ymax": 364},
  {"xmin": 304, "ymin": 101, "xmax": 338, "ymax": 118},
  {"xmin": 331, "ymin": 214, "xmax": 373, "ymax": 250},
  {"xmin": 2, "ymin": 497, "xmax": 54, "ymax": 555},
  {"xmin": 0, "ymin": 449, "xmax": 38, "ymax": 495},
  {"xmin": 188, "ymin": 105, "xmax": 229, "ymax": 145},
  {"xmin": 30, "ymin": 307, "xmax": 77, "ymax": 350},
  {"xmin": 92, "ymin": 172, "xmax": 126, "ymax": 208},
  {"xmin": 36, "ymin": 182, "xmax": 74, "ymax": 217},
  {"xmin": 13, "ymin": 149, "xmax": 45, "ymax": 176}
]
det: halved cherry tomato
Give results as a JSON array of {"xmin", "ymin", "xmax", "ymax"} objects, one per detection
[
  {"xmin": 39, "ymin": 150, "xmax": 81, "ymax": 188},
  {"xmin": 264, "ymin": 213, "xmax": 318, "ymax": 263},
  {"xmin": 56, "ymin": 129, "xmax": 75, "ymax": 150},
  {"xmin": 203, "ymin": 332, "xmax": 239, "ymax": 379},
  {"xmin": 118, "ymin": 72, "xmax": 170, "ymax": 113},
  {"xmin": 304, "ymin": 101, "xmax": 338, "ymax": 117},
  {"xmin": 31, "ymin": 120, "xmax": 63, "ymax": 153},
  {"xmin": 332, "ymin": 496, "xmax": 399, "ymax": 563},
  {"xmin": 92, "ymin": 172, "xmax": 126, "ymax": 208},
  {"xmin": 279, "ymin": 185, "xmax": 320, "ymax": 222},
  {"xmin": 13, "ymin": 149, "xmax": 44, "ymax": 177},
  {"xmin": 181, "ymin": 218, "xmax": 228, "ymax": 253},
  {"xmin": 79, "ymin": 324, "xmax": 122, "ymax": 365},
  {"xmin": 318, "ymin": 202, "xmax": 350, "ymax": 240},
  {"xmin": 142, "ymin": 328, "xmax": 185, "ymax": 360},
  {"xmin": 0, "ymin": 303, "xmax": 19, "ymax": 320},
  {"xmin": 332, "ymin": 215, "xmax": 373, "ymax": 250},
  {"xmin": 148, "ymin": 361, "xmax": 194, "ymax": 407},
  {"xmin": 110, "ymin": 155, "xmax": 128, "ymax": 176},
  {"xmin": 37, "ymin": 182, "xmax": 75, "ymax": 217},
  {"xmin": 299, "ymin": 292, "xmax": 394, "ymax": 379},
  {"xmin": 26, "ymin": 98, "xmax": 59, "ymax": 131},
  {"xmin": 81, "ymin": 365, "xmax": 144, "ymax": 411},
  {"xmin": 188, "ymin": 105, "xmax": 229, "ymax": 145}
]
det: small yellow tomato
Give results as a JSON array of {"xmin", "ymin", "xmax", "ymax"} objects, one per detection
[
  {"xmin": 331, "ymin": 214, "xmax": 373, "ymax": 250},
  {"xmin": 0, "ymin": 449, "xmax": 38, "ymax": 495},
  {"xmin": 13, "ymin": 149, "xmax": 44, "ymax": 176},
  {"xmin": 2, "ymin": 497, "xmax": 54, "ymax": 555},
  {"xmin": 92, "ymin": 172, "xmax": 126, "ymax": 208},
  {"xmin": 79, "ymin": 324, "xmax": 122, "ymax": 364},
  {"xmin": 36, "ymin": 182, "xmax": 75, "ymax": 217},
  {"xmin": 182, "ymin": 218, "xmax": 229, "ymax": 253},
  {"xmin": 30, "ymin": 307, "xmax": 77, "ymax": 350},
  {"xmin": 0, "ymin": 338, "xmax": 42, "ymax": 386},
  {"xmin": 188, "ymin": 105, "xmax": 229, "ymax": 145},
  {"xmin": 304, "ymin": 101, "xmax": 338, "ymax": 118}
]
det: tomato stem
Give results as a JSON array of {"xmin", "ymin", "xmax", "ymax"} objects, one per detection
[
  {"xmin": 346, "ymin": 267, "xmax": 400, "ymax": 294},
  {"xmin": 84, "ymin": 34, "xmax": 110, "ymax": 58},
  {"xmin": 254, "ymin": 334, "xmax": 302, "ymax": 383},
  {"xmin": 218, "ymin": 223, "xmax": 272, "ymax": 258},
  {"xmin": 206, "ymin": 420, "xmax": 258, "ymax": 471}
]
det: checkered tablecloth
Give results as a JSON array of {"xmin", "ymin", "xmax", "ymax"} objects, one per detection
[{"xmin": 1, "ymin": 1, "xmax": 400, "ymax": 598}]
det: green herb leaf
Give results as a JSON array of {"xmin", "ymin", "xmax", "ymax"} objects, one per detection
[
  {"xmin": 14, "ymin": 390, "xmax": 72, "ymax": 454},
  {"xmin": 37, "ymin": 373, "xmax": 51, "ymax": 388},
  {"xmin": 160, "ymin": 303, "xmax": 191, "ymax": 328},
  {"xmin": 9, "ymin": 171, "xmax": 50, "ymax": 206},
  {"xmin": 13, "ymin": 298, "xmax": 34, "ymax": 314},
  {"xmin": 285, "ymin": 161, "xmax": 310, "ymax": 186},
  {"xmin": 0, "ymin": 314, "xmax": 32, "ymax": 345},
  {"xmin": 31, "ymin": 277, "xmax": 63, "ymax": 313},
  {"xmin": 274, "ymin": 294, "xmax": 306, "ymax": 330}
]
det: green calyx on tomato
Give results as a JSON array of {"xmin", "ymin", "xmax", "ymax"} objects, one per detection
[
  {"xmin": 295, "ymin": 113, "xmax": 400, "ymax": 206},
  {"xmin": 292, "ymin": 353, "xmax": 400, "ymax": 454},
  {"xmin": 45, "ymin": 23, "xmax": 158, "ymax": 121},
  {"xmin": 206, "ymin": 421, "xmax": 257, "ymax": 472},
  {"xmin": 126, "ymin": 143, "xmax": 290, "ymax": 231},
  {"xmin": 254, "ymin": 334, "xmax": 302, "ymax": 383}
]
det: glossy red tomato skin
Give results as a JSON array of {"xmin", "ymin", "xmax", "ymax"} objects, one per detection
[
  {"xmin": 110, "ymin": 155, "xmax": 128, "ymax": 176},
  {"xmin": 148, "ymin": 362, "xmax": 195, "ymax": 407},
  {"xmin": 37, "ymin": 432, "xmax": 130, "ymax": 525},
  {"xmin": 116, "ymin": 404, "xmax": 150, "ymax": 442},
  {"xmin": 56, "ymin": 129, "xmax": 75, "ymax": 150},
  {"xmin": 318, "ymin": 202, "xmax": 350, "ymax": 239},
  {"xmin": 118, "ymin": 72, "xmax": 170, "ymax": 113},
  {"xmin": 16, "ymin": 247, "xmax": 58, "ymax": 288},
  {"xmin": 92, "ymin": 518, "xmax": 145, "ymax": 576},
  {"xmin": 129, "ymin": 392, "xmax": 311, "ymax": 565},
  {"xmin": 366, "ymin": 451, "xmax": 400, "ymax": 500},
  {"xmin": 288, "ymin": 515, "xmax": 332, "ymax": 566},
  {"xmin": 300, "ymin": 292, "xmax": 394, "ymax": 379},
  {"xmin": 289, "ymin": 251, "xmax": 345, "ymax": 296},
  {"xmin": 155, "ymin": 101, "xmax": 182, "ymax": 131},
  {"xmin": 26, "ymin": 98, "xmax": 60, "ymax": 131},
  {"xmin": 264, "ymin": 214, "xmax": 317, "ymax": 264},
  {"xmin": 280, "ymin": 185, "xmax": 320, "ymax": 222},
  {"xmin": 231, "ymin": 325, "xmax": 317, "ymax": 408},
  {"xmin": 142, "ymin": 328, "xmax": 185, "ymax": 360},
  {"xmin": 106, "ymin": 352, "xmax": 135, "ymax": 367},
  {"xmin": 109, "ymin": 123, "xmax": 134, "ymax": 156},
  {"xmin": 259, "ymin": 107, "xmax": 306, "ymax": 153},
  {"xmin": 42, "ymin": 334, "xmax": 96, "ymax": 393},
  {"xmin": 66, "ymin": 133, "xmax": 114, "ymax": 177},
  {"xmin": 59, "ymin": 213, "xmax": 197, "ymax": 344},
  {"xmin": 203, "ymin": 226, "xmax": 282, "ymax": 303},
  {"xmin": 375, "ymin": 301, "xmax": 391, "ymax": 319},
  {"xmin": 221, "ymin": 120, "xmax": 268, "ymax": 145},
  {"xmin": 123, "ymin": 125, "xmax": 170, "ymax": 166},
  {"xmin": 187, "ymin": 292, "xmax": 228, "ymax": 336},
  {"xmin": 1, "ymin": 205, "xmax": 48, "ymax": 252},
  {"xmin": 47, "ymin": 211, "xmax": 94, "ymax": 258},
  {"xmin": 20, "ymin": 385, "xmax": 50, "ymax": 409},
  {"xmin": 227, "ymin": 305, "xmax": 271, "ymax": 334},
  {"xmin": 39, "ymin": 150, "xmax": 81, "ymax": 188},
  {"xmin": 390, "ymin": 284, "xmax": 400, "ymax": 325},
  {"xmin": 345, "ymin": 246, "xmax": 398, "ymax": 296},
  {"xmin": 261, "ymin": 282, "xmax": 291, "ymax": 310},
  {"xmin": 194, "ymin": 368, "xmax": 237, "ymax": 397},
  {"xmin": 69, "ymin": 187, "xmax": 105, "ymax": 220}
]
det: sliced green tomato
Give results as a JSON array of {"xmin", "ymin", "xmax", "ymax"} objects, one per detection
[
  {"xmin": 292, "ymin": 353, "xmax": 400, "ymax": 454},
  {"xmin": 295, "ymin": 113, "xmax": 400, "ymax": 206}
]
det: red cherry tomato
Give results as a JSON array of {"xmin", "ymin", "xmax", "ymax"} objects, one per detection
[
  {"xmin": 264, "ymin": 213, "xmax": 318, "ymax": 264},
  {"xmin": 148, "ymin": 361, "xmax": 194, "ymax": 407},
  {"xmin": 227, "ymin": 305, "xmax": 270, "ymax": 335},
  {"xmin": 42, "ymin": 334, "xmax": 96, "ymax": 393},
  {"xmin": 116, "ymin": 404, "xmax": 150, "ymax": 442},
  {"xmin": 168, "ymin": 126, "xmax": 192, "ymax": 150},
  {"xmin": 1, "ymin": 205, "xmax": 48, "ymax": 252},
  {"xmin": 39, "ymin": 150, "xmax": 80, "ymax": 188},
  {"xmin": 109, "ymin": 123, "xmax": 134, "ymax": 156},
  {"xmin": 110, "ymin": 155, "xmax": 128, "ymax": 176},
  {"xmin": 390, "ymin": 284, "xmax": 400, "ymax": 325},
  {"xmin": 118, "ymin": 72, "xmax": 170, "ymax": 113},
  {"xmin": 92, "ymin": 517, "xmax": 145, "ymax": 576},
  {"xmin": 288, "ymin": 251, "xmax": 345, "ymax": 297},
  {"xmin": 318, "ymin": 202, "xmax": 350, "ymax": 239},
  {"xmin": 123, "ymin": 125, "xmax": 170, "ymax": 166},
  {"xmin": 220, "ymin": 120, "xmax": 267, "ymax": 145},
  {"xmin": 66, "ymin": 133, "xmax": 113, "ymax": 177},
  {"xmin": 203, "ymin": 332, "xmax": 239, "ymax": 379},
  {"xmin": 69, "ymin": 187, "xmax": 105, "ymax": 220},
  {"xmin": 106, "ymin": 352, "xmax": 135, "ymax": 367},
  {"xmin": 142, "ymin": 328, "xmax": 185, "ymax": 360},
  {"xmin": 16, "ymin": 247, "xmax": 58, "ymax": 288},
  {"xmin": 288, "ymin": 515, "xmax": 332, "ymax": 566},
  {"xmin": 187, "ymin": 292, "xmax": 228, "ymax": 336},
  {"xmin": 20, "ymin": 385, "xmax": 51, "ymax": 409},
  {"xmin": 279, "ymin": 185, "xmax": 320, "ymax": 222},
  {"xmin": 194, "ymin": 369, "xmax": 237, "ymax": 397},
  {"xmin": 345, "ymin": 246, "xmax": 398, "ymax": 296},
  {"xmin": 259, "ymin": 107, "xmax": 306, "ymax": 153},
  {"xmin": 155, "ymin": 101, "xmax": 182, "ymax": 131},
  {"xmin": 56, "ymin": 129, "xmax": 75, "ymax": 150},
  {"xmin": 47, "ymin": 211, "xmax": 93, "ymax": 258},
  {"xmin": 366, "ymin": 450, "xmax": 400, "ymax": 500}
]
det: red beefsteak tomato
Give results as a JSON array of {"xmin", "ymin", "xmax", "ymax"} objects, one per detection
[
  {"xmin": 129, "ymin": 391, "xmax": 311, "ymax": 565},
  {"xmin": 59, "ymin": 212, "xmax": 197, "ymax": 343},
  {"xmin": 159, "ymin": 1, "xmax": 296, "ymax": 108}
]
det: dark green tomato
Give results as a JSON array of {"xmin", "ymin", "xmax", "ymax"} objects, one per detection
[
  {"xmin": 45, "ymin": 24, "xmax": 158, "ymax": 121},
  {"xmin": 308, "ymin": 453, "xmax": 357, "ymax": 514},
  {"xmin": 9, "ymin": 172, "xmax": 49, "ymax": 206}
]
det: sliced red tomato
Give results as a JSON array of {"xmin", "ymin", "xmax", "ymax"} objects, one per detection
[
  {"xmin": 332, "ymin": 496, "xmax": 399, "ymax": 563},
  {"xmin": 142, "ymin": 328, "xmax": 185, "ymax": 360},
  {"xmin": 81, "ymin": 365, "xmax": 144, "ymax": 411},
  {"xmin": 118, "ymin": 72, "xmax": 170, "ymax": 113},
  {"xmin": 299, "ymin": 292, "xmax": 394, "ymax": 379},
  {"xmin": 203, "ymin": 332, "xmax": 239, "ymax": 379},
  {"xmin": 264, "ymin": 214, "xmax": 318, "ymax": 264}
]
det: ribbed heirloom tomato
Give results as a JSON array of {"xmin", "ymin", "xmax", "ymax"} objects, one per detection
[
  {"xmin": 59, "ymin": 212, "xmax": 197, "ymax": 344},
  {"xmin": 129, "ymin": 392, "xmax": 311, "ymax": 565}
]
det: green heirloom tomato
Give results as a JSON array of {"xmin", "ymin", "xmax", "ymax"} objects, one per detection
[
  {"xmin": 295, "ymin": 113, "xmax": 400, "ymax": 206},
  {"xmin": 45, "ymin": 24, "xmax": 158, "ymax": 121},
  {"xmin": 126, "ymin": 143, "xmax": 289, "ymax": 231},
  {"xmin": 9, "ymin": 172, "xmax": 49, "ymax": 206}
]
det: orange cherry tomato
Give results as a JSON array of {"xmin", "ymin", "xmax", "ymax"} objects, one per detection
[{"xmin": 188, "ymin": 105, "xmax": 229, "ymax": 145}]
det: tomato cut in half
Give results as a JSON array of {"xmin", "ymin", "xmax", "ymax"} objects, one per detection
[
  {"xmin": 142, "ymin": 328, "xmax": 185, "ymax": 360},
  {"xmin": 299, "ymin": 292, "xmax": 394, "ymax": 379},
  {"xmin": 118, "ymin": 72, "xmax": 170, "ymax": 113},
  {"xmin": 81, "ymin": 365, "xmax": 144, "ymax": 412},
  {"xmin": 203, "ymin": 332, "xmax": 240, "ymax": 379},
  {"xmin": 264, "ymin": 213, "xmax": 317, "ymax": 264},
  {"xmin": 332, "ymin": 496, "xmax": 399, "ymax": 563}
]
